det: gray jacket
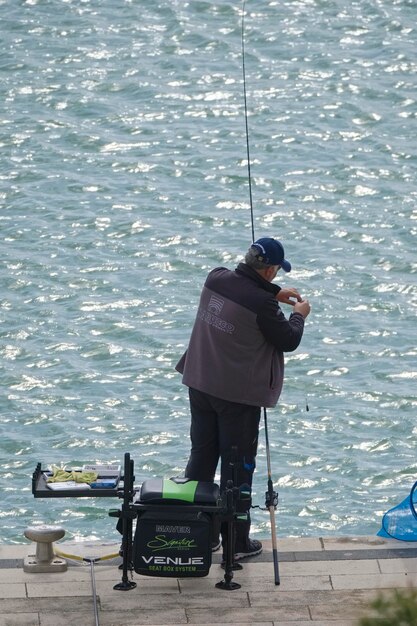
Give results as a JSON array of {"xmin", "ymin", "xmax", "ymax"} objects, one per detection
[{"xmin": 176, "ymin": 263, "xmax": 305, "ymax": 407}]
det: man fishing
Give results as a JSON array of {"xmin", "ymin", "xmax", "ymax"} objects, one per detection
[{"xmin": 176, "ymin": 236, "xmax": 310, "ymax": 560}]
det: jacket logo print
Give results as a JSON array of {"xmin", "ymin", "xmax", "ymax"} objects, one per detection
[
  {"xmin": 197, "ymin": 293, "xmax": 235, "ymax": 335},
  {"xmin": 208, "ymin": 295, "xmax": 224, "ymax": 316}
]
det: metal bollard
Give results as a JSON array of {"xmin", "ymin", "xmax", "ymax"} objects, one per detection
[{"xmin": 24, "ymin": 525, "xmax": 67, "ymax": 573}]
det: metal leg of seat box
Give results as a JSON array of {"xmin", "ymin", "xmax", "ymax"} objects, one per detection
[{"xmin": 113, "ymin": 453, "xmax": 136, "ymax": 591}]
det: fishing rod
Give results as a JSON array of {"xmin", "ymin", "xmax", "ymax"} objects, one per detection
[
  {"xmin": 241, "ymin": 0, "xmax": 255, "ymax": 244},
  {"xmin": 241, "ymin": 0, "xmax": 280, "ymax": 586},
  {"xmin": 263, "ymin": 407, "xmax": 280, "ymax": 585}
]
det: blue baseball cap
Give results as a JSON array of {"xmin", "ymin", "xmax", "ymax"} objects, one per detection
[{"xmin": 251, "ymin": 237, "xmax": 292, "ymax": 272}]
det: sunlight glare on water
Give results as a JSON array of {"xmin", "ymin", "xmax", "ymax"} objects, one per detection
[{"xmin": 1, "ymin": 0, "xmax": 416, "ymax": 543}]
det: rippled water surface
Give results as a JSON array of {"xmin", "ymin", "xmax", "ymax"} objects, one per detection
[{"xmin": 1, "ymin": 0, "xmax": 416, "ymax": 543}]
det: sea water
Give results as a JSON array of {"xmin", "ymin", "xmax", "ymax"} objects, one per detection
[{"xmin": 1, "ymin": 0, "xmax": 416, "ymax": 544}]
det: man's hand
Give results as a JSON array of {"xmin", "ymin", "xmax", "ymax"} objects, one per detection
[
  {"xmin": 294, "ymin": 299, "xmax": 311, "ymax": 319},
  {"xmin": 276, "ymin": 288, "xmax": 303, "ymax": 306}
]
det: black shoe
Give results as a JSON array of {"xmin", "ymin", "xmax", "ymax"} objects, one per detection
[{"xmin": 234, "ymin": 538, "xmax": 262, "ymax": 561}]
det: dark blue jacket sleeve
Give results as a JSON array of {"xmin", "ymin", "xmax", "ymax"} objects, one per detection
[{"xmin": 256, "ymin": 297, "xmax": 305, "ymax": 352}]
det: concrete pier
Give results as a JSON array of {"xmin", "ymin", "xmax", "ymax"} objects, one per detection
[{"xmin": 0, "ymin": 535, "xmax": 416, "ymax": 625}]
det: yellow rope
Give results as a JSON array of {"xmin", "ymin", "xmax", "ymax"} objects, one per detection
[{"xmin": 54, "ymin": 548, "xmax": 120, "ymax": 564}]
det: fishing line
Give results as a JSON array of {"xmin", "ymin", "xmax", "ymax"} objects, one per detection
[
  {"xmin": 241, "ymin": 1, "xmax": 310, "ymax": 418},
  {"xmin": 241, "ymin": 0, "xmax": 255, "ymax": 243}
]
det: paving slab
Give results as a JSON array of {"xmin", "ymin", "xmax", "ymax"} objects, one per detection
[
  {"xmin": 322, "ymin": 535, "xmax": 416, "ymax": 551},
  {"xmin": 0, "ymin": 564, "xmax": 116, "ymax": 584},
  {"xmin": 100, "ymin": 623, "xmax": 357, "ymax": 626},
  {"xmin": 271, "ymin": 537, "xmax": 323, "ymax": 552},
  {"xmin": 0, "ymin": 584, "xmax": 27, "ymax": 599},
  {"xmin": 1, "ymin": 535, "xmax": 417, "ymax": 625},
  {"xmin": 97, "ymin": 576, "xmax": 180, "ymax": 593},
  {"xmin": 378, "ymin": 556, "xmax": 417, "ymax": 573},
  {"xmin": 0, "ymin": 546, "xmax": 28, "ymax": 560},
  {"xmin": 39, "ymin": 613, "xmax": 97, "ymax": 626},
  {"xmin": 0, "ymin": 596, "xmax": 94, "ymax": 613},
  {"xmin": 186, "ymin": 605, "xmax": 310, "ymax": 623},
  {"xmin": 100, "ymin": 589, "xmax": 250, "ymax": 611},
  {"xmin": 310, "ymin": 600, "xmax": 371, "ymax": 621},
  {"xmin": 243, "ymin": 558, "xmax": 380, "ymax": 577},
  {"xmin": 27, "ymin": 580, "xmax": 95, "ymax": 598},
  {"xmin": 179, "ymin": 574, "xmax": 332, "ymax": 592},
  {"xmin": 331, "ymin": 571, "xmax": 417, "ymax": 590},
  {"xmin": 249, "ymin": 589, "xmax": 376, "ymax": 608},
  {"xmin": 0, "ymin": 616, "xmax": 40, "ymax": 626},
  {"xmin": 272, "ymin": 623, "xmax": 358, "ymax": 626},
  {"xmin": 118, "ymin": 621, "xmax": 272, "ymax": 626},
  {"xmin": 98, "ymin": 609, "xmax": 188, "ymax": 626}
]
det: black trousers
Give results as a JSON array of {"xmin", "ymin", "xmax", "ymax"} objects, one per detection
[{"xmin": 185, "ymin": 387, "xmax": 261, "ymax": 547}]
